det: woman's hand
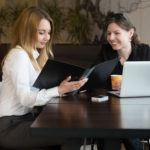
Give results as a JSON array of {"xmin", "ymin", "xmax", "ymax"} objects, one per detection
[
  {"xmin": 58, "ymin": 76, "xmax": 87, "ymax": 96},
  {"xmin": 114, "ymin": 80, "xmax": 122, "ymax": 90}
]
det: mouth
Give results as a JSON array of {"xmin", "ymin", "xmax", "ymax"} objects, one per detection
[
  {"xmin": 41, "ymin": 42, "xmax": 46, "ymax": 46},
  {"xmin": 110, "ymin": 42, "xmax": 118, "ymax": 47}
]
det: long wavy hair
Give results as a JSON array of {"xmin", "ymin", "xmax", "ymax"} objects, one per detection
[{"xmin": 2, "ymin": 7, "xmax": 54, "ymax": 71}]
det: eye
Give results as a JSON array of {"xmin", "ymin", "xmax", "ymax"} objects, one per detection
[
  {"xmin": 115, "ymin": 32, "xmax": 120, "ymax": 35},
  {"xmin": 39, "ymin": 32, "xmax": 44, "ymax": 35},
  {"xmin": 107, "ymin": 32, "xmax": 111, "ymax": 36}
]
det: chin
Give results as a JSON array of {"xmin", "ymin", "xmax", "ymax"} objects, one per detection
[
  {"xmin": 112, "ymin": 47, "xmax": 118, "ymax": 50},
  {"xmin": 39, "ymin": 45, "xmax": 45, "ymax": 49},
  {"xmin": 112, "ymin": 46, "xmax": 121, "ymax": 51}
]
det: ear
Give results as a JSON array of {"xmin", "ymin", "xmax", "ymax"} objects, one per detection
[{"xmin": 129, "ymin": 28, "xmax": 134, "ymax": 39}]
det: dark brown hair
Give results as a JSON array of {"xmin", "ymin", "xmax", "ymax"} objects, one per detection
[{"xmin": 104, "ymin": 12, "xmax": 140, "ymax": 44}]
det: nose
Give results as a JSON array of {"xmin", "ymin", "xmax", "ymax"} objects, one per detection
[{"xmin": 44, "ymin": 33, "xmax": 50, "ymax": 41}]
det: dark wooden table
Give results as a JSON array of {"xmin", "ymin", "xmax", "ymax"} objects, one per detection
[{"xmin": 30, "ymin": 89, "xmax": 150, "ymax": 138}]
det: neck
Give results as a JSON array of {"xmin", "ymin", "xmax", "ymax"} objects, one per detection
[{"xmin": 118, "ymin": 43, "xmax": 132, "ymax": 64}]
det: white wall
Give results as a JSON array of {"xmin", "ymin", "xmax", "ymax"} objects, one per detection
[{"xmin": 125, "ymin": 1, "xmax": 150, "ymax": 44}]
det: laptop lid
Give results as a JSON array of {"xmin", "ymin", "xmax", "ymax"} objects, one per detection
[{"xmin": 120, "ymin": 61, "xmax": 150, "ymax": 97}]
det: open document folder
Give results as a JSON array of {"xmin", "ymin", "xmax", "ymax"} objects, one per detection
[
  {"xmin": 33, "ymin": 58, "xmax": 119, "ymax": 95},
  {"xmin": 83, "ymin": 57, "xmax": 119, "ymax": 90}
]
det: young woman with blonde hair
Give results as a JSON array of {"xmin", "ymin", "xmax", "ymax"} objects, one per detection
[{"xmin": 0, "ymin": 7, "xmax": 86, "ymax": 149}]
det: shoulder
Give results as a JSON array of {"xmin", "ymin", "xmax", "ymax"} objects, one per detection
[
  {"xmin": 9, "ymin": 46, "xmax": 28, "ymax": 57},
  {"xmin": 5, "ymin": 46, "xmax": 30, "ymax": 66},
  {"xmin": 7, "ymin": 46, "xmax": 29, "ymax": 61},
  {"xmin": 132, "ymin": 43, "xmax": 150, "ymax": 60},
  {"xmin": 134, "ymin": 43, "xmax": 150, "ymax": 51}
]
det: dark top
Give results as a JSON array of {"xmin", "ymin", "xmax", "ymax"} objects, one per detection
[{"xmin": 93, "ymin": 43, "xmax": 150, "ymax": 89}]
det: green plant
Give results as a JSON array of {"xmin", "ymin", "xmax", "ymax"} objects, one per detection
[
  {"xmin": 8, "ymin": 2, "xmax": 28, "ymax": 26},
  {"xmin": 43, "ymin": 1, "xmax": 65, "ymax": 41},
  {"xmin": 66, "ymin": 5, "xmax": 93, "ymax": 44}
]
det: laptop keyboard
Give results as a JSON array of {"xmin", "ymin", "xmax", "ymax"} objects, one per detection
[
  {"xmin": 107, "ymin": 90, "xmax": 120, "ymax": 96},
  {"xmin": 115, "ymin": 91, "xmax": 120, "ymax": 94}
]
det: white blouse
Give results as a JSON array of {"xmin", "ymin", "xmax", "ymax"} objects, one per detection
[{"xmin": 0, "ymin": 46, "xmax": 59, "ymax": 117}]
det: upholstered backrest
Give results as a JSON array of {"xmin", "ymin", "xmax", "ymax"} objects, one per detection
[
  {"xmin": 0, "ymin": 44, "xmax": 10, "ymax": 81},
  {"xmin": 52, "ymin": 44, "xmax": 100, "ymax": 68}
]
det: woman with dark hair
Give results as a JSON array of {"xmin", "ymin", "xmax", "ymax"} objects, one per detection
[
  {"xmin": 95, "ymin": 11, "xmax": 150, "ymax": 90},
  {"xmin": 95, "ymin": 12, "xmax": 150, "ymax": 150}
]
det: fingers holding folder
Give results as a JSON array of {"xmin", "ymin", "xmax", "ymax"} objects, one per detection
[{"xmin": 58, "ymin": 76, "xmax": 88, "ymax": 97}]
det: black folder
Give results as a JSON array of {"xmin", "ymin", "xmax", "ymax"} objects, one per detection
[
  {"xmin": 33, "ymin": 59, "xmax": 85, "ymax": 89},
  {"xmin": 33, "ymin": 58, "xmax": 119, "ymax": 94},
  {"xmin": 82, "ymin": 57, "xmax": 119, "ymax": 90}
]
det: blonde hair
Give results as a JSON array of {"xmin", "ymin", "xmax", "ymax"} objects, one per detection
[{"xmin": 2, "ymin": 7, "xmax": 54, "ymax": 71}]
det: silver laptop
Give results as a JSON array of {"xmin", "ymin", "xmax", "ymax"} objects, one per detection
[{"xmin": 108, "ymin": 61, "xmax": 150, "ymax": 97}]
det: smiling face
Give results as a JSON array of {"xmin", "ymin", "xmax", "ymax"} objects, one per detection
[
  {"xmin": 106, "ymin": 23, "xmax": 134, "ymax": 51},
  {"xmin": 35, "ymin": 19, "xmax": 51, "ymax": 49}
]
